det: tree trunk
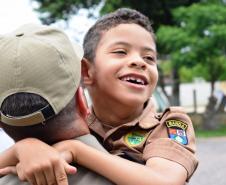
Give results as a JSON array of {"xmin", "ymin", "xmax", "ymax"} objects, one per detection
[
  {"xmin": 202, "ymin": 79, "xmax": 218, "ymax": 130},
  {"xmin": 171, "ymin": 67, "xmax": 180, "ymax": 106},
  {"xmin": 210, "ymin": 80, "xmax": 215, "ymax": 97},
  {"xmin": 158, "ymin": 66, "xmax": 171, "ymax": 103}
]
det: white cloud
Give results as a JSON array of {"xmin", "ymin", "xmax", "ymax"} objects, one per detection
[
  {"xmin": 0, "ymin": 129, "xmax": 14, "ymax": 153},
  {"xmin": 50, "ymin": 9, "xmax": 96, "ymax": 44},
  {"xmin": 0, "ymin": 0, "xmax": 97, "ymax": 44},
  {"xmin": 0, "ymin": 0, "xmax": 40, "ymax": 34}
]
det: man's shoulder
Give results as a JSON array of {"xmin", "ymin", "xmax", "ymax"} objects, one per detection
[
  {"xmin": 0, "ymin": 135, "xmax": 112, "ymax": 185},
  {"xmin": 0, "ymin": 174, "xmax": 28, "ymax": 185},
  {"xmin": 76, "ymin": 134, "xmax": 108, "ymax": 153}
]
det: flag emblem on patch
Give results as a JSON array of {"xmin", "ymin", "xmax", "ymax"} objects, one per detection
[
  {"xmin": 166, "ymin": 120, "xmax": 188, "ymax": 145},
  {"xmin": 124, "ymin": 130, "xmax": 148, "ymax": 147}
]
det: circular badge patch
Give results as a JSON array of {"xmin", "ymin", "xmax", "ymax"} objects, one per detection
[{"xmin": 124, "ymin": 130, "xmax": 147, "ymax": 147}]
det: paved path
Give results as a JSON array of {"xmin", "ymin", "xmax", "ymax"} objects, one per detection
[{"xmin": 188, "ymin": 137, "xmax": 226, "ymax": 185}]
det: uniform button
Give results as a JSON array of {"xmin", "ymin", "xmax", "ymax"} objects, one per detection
[{"xmin": 155, "ymin": 114, "xmax": 161, "ymax": 119}]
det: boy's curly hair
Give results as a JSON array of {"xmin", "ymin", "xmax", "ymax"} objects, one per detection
[{"xmin": 83, "ymin": 8, "xmax": 155, "ymax": 62}]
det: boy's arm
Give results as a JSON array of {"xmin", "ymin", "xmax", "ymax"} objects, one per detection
[
  {"xmin": 55, "ymin": 140, "xmax": 187, "ymax": 185},
  {"xmin": 0, "ymin": 138, "xmax": 76, "ymax": 185},
  {"xmin": 0, "ymin": 127, "xmax": 17, "ymax": 166},
  {"xmin": 0, "ymin": 145, "xmax": 18, "ymax": 168}
]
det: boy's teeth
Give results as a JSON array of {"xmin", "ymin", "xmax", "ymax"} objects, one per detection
[
  {"xmin": 137, "ymin": 79, "xmax": 144, "ymax": 85},
  {"xmin": 121, "ymin": 76, "xmax": 145, "ymax": 85}
]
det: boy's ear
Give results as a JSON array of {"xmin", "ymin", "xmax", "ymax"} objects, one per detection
[
  {"xmin": 74, "ymin": 87, "xmax": 90, "ymax": 134},
  {"xmin": 76, "ymin": 86, "xmax": 90, "ymax": 118},
  {"xmin": 81, "ymin": 58, "xmax": 94, "ymax": 85}
]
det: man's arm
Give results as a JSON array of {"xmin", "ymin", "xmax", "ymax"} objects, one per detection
[
  {"xmin": 0, "ymin": 138, "xmax": 76, "ymax": 185},
  {"xmin": 55, "ymin": 140, "xmax": 187, "ymax": 185}
]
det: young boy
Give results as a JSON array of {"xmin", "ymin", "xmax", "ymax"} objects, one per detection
[
  {"xmin": 0, "ymin": 8, "xmax": 198, "ymax": 185},
  {"xmin": 80, "ymin": 7, "xmax": 198, "ymax": 183}
]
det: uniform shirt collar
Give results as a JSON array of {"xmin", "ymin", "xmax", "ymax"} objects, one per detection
[{"xmin": 86, "ymin": 98, "xmax": 159, "ymax": 139}]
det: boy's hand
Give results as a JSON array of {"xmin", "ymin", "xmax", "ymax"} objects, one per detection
[
  {"xmin": 53, "ymin": 140, "xmax": 80, "ymax": 163},
  {"xmin": 14, "ymin": 138, "xmax": 77, "ymax": 185},
  {"xmin": 0, "ymin": 166, "xmax": 16, "ymax": 176}
]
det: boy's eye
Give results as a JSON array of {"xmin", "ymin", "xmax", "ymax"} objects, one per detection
[
  {"xmin": 143, "ymin": 56, "xmax": 156, "ymax": 64},
  {"xmin": 112, "ymin": 50, "xmax": 127, "ymax": 55}
]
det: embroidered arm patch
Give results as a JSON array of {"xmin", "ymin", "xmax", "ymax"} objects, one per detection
[{"xmin": 166, "ymin": 120, "xmax": 188, "ymax": 145}]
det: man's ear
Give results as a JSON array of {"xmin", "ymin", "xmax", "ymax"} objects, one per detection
[{"xmin": 81, "ymin": 58, "xmax": 94, "ymax": 85}]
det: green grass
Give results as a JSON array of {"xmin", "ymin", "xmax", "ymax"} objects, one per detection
[{"xmin": 195, "ymin": 125, "xmax": 226, "ymax": 138}]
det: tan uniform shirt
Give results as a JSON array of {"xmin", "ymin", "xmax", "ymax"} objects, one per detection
[
  {"xmin": 87, "ymin": 100, "xmax": 198, "ymax": 181},
  {"xmin": 0, "ymin": 134, "xmax": 114, "ymax": 185}
]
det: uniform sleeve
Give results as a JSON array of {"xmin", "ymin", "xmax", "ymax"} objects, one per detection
[{"xmin": 143, "ymin": 107, "xmax": 198, "ymax": 181}]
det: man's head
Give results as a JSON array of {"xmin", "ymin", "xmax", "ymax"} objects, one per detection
[
  {"xmin": 82, "ymin": 8, "xmax": 158, "ymax": 111},
  {"xmin": 0, "ymin": 24, "xmax": 87, "ymax": 144}
]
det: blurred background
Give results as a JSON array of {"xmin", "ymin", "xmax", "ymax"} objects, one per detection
[{"xmin": 0, "ymin": 0, "xmax": 226, "ymax": 184}]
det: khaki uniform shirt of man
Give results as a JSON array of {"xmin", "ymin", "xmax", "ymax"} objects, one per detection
[
  {"xmin": 0, "ymin": 135, "xmax": 114, "ymax": 185},
  {"xmin": 87, "ymin": 100, "xmax": 198, "ymax": 181}
]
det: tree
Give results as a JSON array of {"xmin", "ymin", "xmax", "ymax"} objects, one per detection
[
  {"xmin": 32, "ymin": 0, "xmax": 201, "ymax": 30},
  {"xmin": 157, "ymin": 2, "xmax": 226, "ymax": 98},
  {"xmin": 157, "ymin": 2, "xmax": 226, "ymax": 128}
]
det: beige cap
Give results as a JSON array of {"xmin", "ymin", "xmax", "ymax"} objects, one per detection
[{"xmin": 0, "ymin": 24, "xmax": 83, "ymax": 126}]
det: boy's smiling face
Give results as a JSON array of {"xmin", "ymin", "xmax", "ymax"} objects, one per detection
[{"xmin": 87, "ymin": 23, "xmax": 158, "ymax": 108}]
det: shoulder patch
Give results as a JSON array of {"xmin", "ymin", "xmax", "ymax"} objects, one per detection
[
  {"xmin": 124, "ymin": 130, "xmax": 148, "ymax": 147},
  {"xmin": 166, "ymin": 120, "xmax": 188, "ymax": 145}
]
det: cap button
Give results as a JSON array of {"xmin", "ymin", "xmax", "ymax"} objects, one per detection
[
  {"xmin": 154, "ymin": 113, "xmax": 162, "ymax": 120},
  {"xmin": 16, "ymin": 33, "xmax": 24, "ymax": 37}
]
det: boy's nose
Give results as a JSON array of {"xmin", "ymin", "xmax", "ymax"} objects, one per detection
[{"xmin": 128, "ymin": 57, "xmax": 147, "ymax": 70}]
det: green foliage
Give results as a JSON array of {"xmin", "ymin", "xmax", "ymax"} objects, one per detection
[
  {"xmin": 179, "ymin": 67, "xmax": 193, "ymax": 82},
  {"xmin": 157, "ymin": 26, "xmax": 191, "ymax": 52},
  {"xmin": 179, "ymin": 64, "xmax": 209, "ymax": 82},
  {"xmin": 100, "ymin": 0, "xmax": 202, "ymax": 29},
  {"xmin": 158, "ymin": 60, "xmax": 172, "ymax": 77},
  {"xmin": 157, "ymin": 3, "xmax": 226, "ymax": 87},
  {"xmin": 32, "ymin": 0, "xmax": 202, "ymax": 30},
  {"xmin": 219, "ymin": 57, "xmax": 226, "ymax": 80},
  {"xmin": 195, "ymin": 124, "xmax": 226, "ymax": 137},
  {"xmin": 158, "ymin": 59, "xmax": 212, "ymax": 83},
  {"xmin": 192, "ymin": 64, "xmax": 209, "ymax": 79},
  {"xmin": 34, "ymin": 0, "xmax": 102, "ymax": 24},
  {"xmin": 173, "ymin": 4, "xmax": 226, "ymax": 35}
]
